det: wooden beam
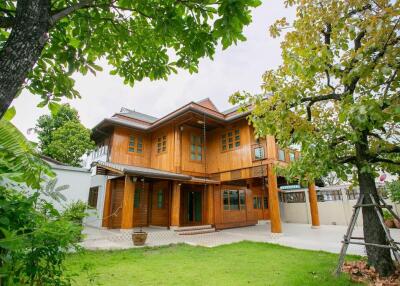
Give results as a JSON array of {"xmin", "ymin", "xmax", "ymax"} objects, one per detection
[
  {"xmin": 102, "ymin": 179, "xmax": 112, "ymax": 227},
  {"xmin": 170, "ymin": 181, "xmax": 181, "ymax": 226},
  {"xmin": 267, "ymin": 164, "xmax": 282, "ymax": 233},
  {"xmin": 308, "ymin": 181, "xmax": 320, "ymax": 228},
  {"xmin": 121, "ymin": 175, "xmax": 135, "ymax": 229}
]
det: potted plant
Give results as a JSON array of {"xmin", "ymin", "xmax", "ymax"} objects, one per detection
[
  {"xmin": 132, "ymin": 226, "xmax": 148, "ymax": 246},
  {"xmin": 383, "ymin": 210, "xmax": 395, "ymax": 228}
]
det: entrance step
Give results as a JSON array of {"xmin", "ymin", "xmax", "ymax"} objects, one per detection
[{"xmin": 173, "ymin": 225, "xmax": 215, "ymax": 235}]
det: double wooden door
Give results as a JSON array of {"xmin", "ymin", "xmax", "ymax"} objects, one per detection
[
  {"xmin": 110, "ymin": 180, "xmax": 124, "ymax": 228},
  {"xmin": 182, "ymin": 187, "xmax": 203, "ymax": 225}
]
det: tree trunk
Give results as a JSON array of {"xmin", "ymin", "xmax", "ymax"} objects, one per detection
[
  {"xmin": 356, "ymin": 135, "xmax": 395, "ymax": 276},
  {"xmin": 0, "ymin": 0, "xmax": 50, "ymax": 118}
]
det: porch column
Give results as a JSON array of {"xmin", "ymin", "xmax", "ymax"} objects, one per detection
[
  {"xmin": 170, "ymin": 181, "xmax": 181, "ymax": 227},
  {"xmin": 205, "ymin": 185, "xmax": 214, "ymax": 225},
  {"xmin": 267, "ymin": 164, "xmax": 282, "ymax": 233},
  {"xmin": 102, "ymin": 179, "xmax": 112, "ymax": 227},
  {"xmin": 121, "ymin": 175, "xmax": 135, "ymax": 229},
  {"xmin": 308, "ymin": 181, "xmax": 320, "ymax": 228}
]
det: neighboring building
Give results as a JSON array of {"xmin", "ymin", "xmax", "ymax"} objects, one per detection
[
  {"xmin": 41, "ymin": 155, "xmax": 91, "ymax": 210},
  {"xmin": 86, "ymin": 98, "xmax": 314, "ymax": 232}
]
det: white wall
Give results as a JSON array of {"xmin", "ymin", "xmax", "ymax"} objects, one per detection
[{"xmin": 83, "ymin": 174, "xmax": 108, "ymax": 228}]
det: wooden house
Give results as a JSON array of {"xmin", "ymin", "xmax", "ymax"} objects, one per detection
[{"xmin": 88, "ymin": 98, "xmax": 320, "ymax": 232}]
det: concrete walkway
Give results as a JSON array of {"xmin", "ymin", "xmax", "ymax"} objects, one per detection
[{"xmin": 80, "ymin": 222, "xmax": 400, "ymax": 256}]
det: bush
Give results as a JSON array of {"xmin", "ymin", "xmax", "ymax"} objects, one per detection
[
  {"xmin": 62, "ymin": 200, "xmax": 88, "ymax": 226},
  {"xmin": 383, "ymin": 210, "xmax": 394, "ymax": 221},
  {"xmin": 387, "ymin": 180, "xmax": 400, "ymax": 203}
]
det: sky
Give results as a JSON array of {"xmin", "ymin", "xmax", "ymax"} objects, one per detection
[{"xmin": 11, "ymin": 1, "xmax": 296, "ymax": 142}]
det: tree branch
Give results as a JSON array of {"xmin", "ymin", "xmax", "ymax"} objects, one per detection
[
  {"xmin": 370, "ymin": 158, "xmax": 400, "ymax": 165},
  {"xmin": 49, "ymin": 0, "xmax": 97, "ymax": 25}
]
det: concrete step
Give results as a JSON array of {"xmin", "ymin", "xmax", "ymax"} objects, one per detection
[
  {"xmin": 173, "ymin": 225, "xmax": 213, "ymax": 232},
  {"xmin": 177, "ymin": 228, "xmax": 216, "ymax": 235}
]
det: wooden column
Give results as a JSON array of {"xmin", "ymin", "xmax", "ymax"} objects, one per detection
[
  {"xmin": 308, "ymin": 181, "xmax": 320, "ymax": 228},
  {"xmin": 174, "ymin": 125, "xmax": 182, "ymax": 173},
  {"xmin": 170, "ymin": 181, "xmax": 181, "ymax": 227},
  {"xmin": 267, "ymin": 164, "xmax": 282, "ymax": 233},
  {"xmin": 205, "ymin": 185, "xmax": 214, "ymax": 225},
  {"xmin": 102, "ymin": 179, "xmax": 112, "ymax": 227},
  {"xmin": 121, "ymin": 175, "xmax": 135, "ymax": 229}
]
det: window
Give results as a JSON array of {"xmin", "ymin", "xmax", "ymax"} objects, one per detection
[
  {"xmin": 221, "ymin": 129, "xmax": 240, "ymax": 151},
  {"xmin": 278, "ymin": 149, "xmax": 286, "ymax": 161},
  {"xmin": 264, "ymin": 197, "xmax": 268, "ymax": 209},
  {"xmin": 134, "ymin": 189, "xmax": 141, "ymax": 208},
  {"xmin": 88, "ymin": 187, "xmax": 99, "ymax": 208},
  {"xmin": 157, "ymin": 190, "xmax": 164, "ymax": 208},
  {"xmin": 280, "ymin": 191, "xmax": 305, "ymax": 203},
  {"xmin": 253, "ymin": 145, "xmax": 265, "ymax": 160},
  {"xmin": 253, "ymin": 196, "xmax": 262, "ymax": 209},
  {"xmin": 128, "ymin": 135, "xmax": 143, "ymax": 153},
  {"xmin": 289, "ymin": 151, "xmax": 295, "ymax": 161},
  {"xmin": 190, "ymin": 134, "xmax": 203, "ymax": 161},
  {"xmin": 157, "ymin": 135, "xmax": 167, "ymax": 153},
  {"xmin": 317, "ymin": 190, "xmax": 342, "ymax": 202},
  {"xmin": 223, "ymin": 190, "xmax": 246, "ymax": 210}
]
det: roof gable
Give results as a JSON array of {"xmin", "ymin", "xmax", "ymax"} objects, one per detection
[{"xmin": 196, "ymin": 98, "xmax": 219, "ymax": 112}]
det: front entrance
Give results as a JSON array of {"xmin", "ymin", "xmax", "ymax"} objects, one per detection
[{"xmin": 181, "ymin": 184, "xmax": 203, "ymax": 225}]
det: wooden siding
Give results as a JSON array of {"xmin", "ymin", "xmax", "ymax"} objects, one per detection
[{"xmin": 150, "ymin": 181, "xmax": 170, "ymax": 226}]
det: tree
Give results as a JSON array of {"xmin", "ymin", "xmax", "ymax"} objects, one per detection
[
  {"xmin": 231, "ymin": 0, "xmax": 400, "ymax": 276},
  {"xmin": 46, "ymin": 121, "xmax": 94, "ymax": 166},
  {"xmin": 35, "ymin": 104, "xmax": 94, "ymax": 166},
  {"xmin": 0, "ymin": 0, "xmax": 261, "ymax": 117}
]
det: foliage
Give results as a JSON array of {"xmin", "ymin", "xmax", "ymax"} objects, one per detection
[
  {"xmin": 36, "ymin": 104, "xmax": 80, "ymax": 153},
  {"xmin": 383, "ymin": 210, "xmax": 394, "ymax": 221},
  {"xmin": 0, "ymin": 0, "xmax": 261, "ymax": 110},
  {"xmin": 35, "ymin": 104, "xmax": 95, "ymax": 166},
  {"xmin": 0, "ymin": 119, "xmax": 54, "ymax": 189},
  {"xmin": 62, "ymin": 200, "xmax": 88, "ymax": 227},
  {"xmin": 0, "ymin": 187, "xmax": 82, "ymax": 286},
  {"xmin": 0, "ymin": 115, "xmax": 84, "ymax": 285},
  {"xmin": 387, "ymin": 180, "xmax": 400, "ymax": 203},
  {"xmin": 231, "ymin": 0, "xmax": 400, "ymax": 276},
  {"xmin": 231, "ymin": 0, "xmax": 400, "ymax": 182},
  {"xmin": 65, "ymin": 242, "xmax": 359, "ymax": 285}
]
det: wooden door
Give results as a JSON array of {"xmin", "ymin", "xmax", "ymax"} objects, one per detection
[
  {"xmin": 133, "ymin": 182, "xmax": 149, "ymax": 227},
  {"xmin": 182, "ymin": 188, "xmax": 203, "ymax": 225},
  {"xmin": 110, "ymin": 180, "xmax": 124, "ymax": 228}
]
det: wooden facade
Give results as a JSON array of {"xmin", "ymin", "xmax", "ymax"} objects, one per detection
[{"xmin": 92, "ymin": 98, "xmax": 318, "ymax": 232}]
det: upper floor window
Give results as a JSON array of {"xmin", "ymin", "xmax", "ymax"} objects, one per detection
[
  {"xmin": 221, "ymin": 129, "xmax": 240, "ymax": 151},
  {"xmin": 157, "ymin": 135, "xmax": 167, "ymax": 153},
  {"xmin": 278, "ymin": 148, "xmax": 286, "ymax": 161},
  {"xmin": 252, "ymin": 145, "xmax": 265, "ymax": 161},
  {"xmin": 128, "ymin": 135, "xmax": 143, "ymax": 154},
  {"xmin": 223, "ymin": 190, "xmax": 246, "ymax": 210},
  {"xmin": 289, "ymin": 151, "xmax": 295, "ymax": 161},
  {"xmin": 190, "ymin": 134, "xmax": 203, "ymax": 161}
]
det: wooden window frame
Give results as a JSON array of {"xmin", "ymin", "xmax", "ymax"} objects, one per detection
[
  {"xmin": 189, "ymin": 133, "xmax": 203, "ymax": 162},
  {"xmin": 156, "ymin": 135, "xmax": 167, "ymax": 154},
  {"xmin": 128, "ymin": 134, "xmax": 144, "ymax": 154},
  {"xmin": 289, "ymin": 151, "xmax": 295, "ymax": 162},
  {"xmin": 251, "ymin": 144, "xmax": 265, "ymax": 161},
  {"xmin": 156, "ymin": 189, "xmax": 165, "ymax": 209},
  {"xmin": 88, "ymin": 187, "xmax": 99, "ymax": 208},
  {"xmin": 221, "ymin": 129, "xmax": 241, "ymax": 152},
  {"xmin": 253, "ymin": 196, "xmax": 262, "ymax": 209},
  {"xmin": 222, "ymin": 189, "xmax": 246, "ymax": 211},
  {"xmin": 277, "ymin": 148, "xmax": 286, "ymax": 161}
]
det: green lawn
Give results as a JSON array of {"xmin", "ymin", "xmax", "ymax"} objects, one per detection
[{"xmin": 65, "ymin": 242, "xmax": 359, "ymax": 286}]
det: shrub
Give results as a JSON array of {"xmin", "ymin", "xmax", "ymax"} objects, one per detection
[
  {"xmin": 387, "ymin": 180, "xmax": 400, "ymax": 204},
  {"xmin": 62, "ymin": 200, "xmax": 88, "ymax": 226}
]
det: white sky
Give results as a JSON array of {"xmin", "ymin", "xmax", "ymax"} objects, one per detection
[{"xmin": 11, "ymin": 1, "xmax": 295, "ymax": 142}]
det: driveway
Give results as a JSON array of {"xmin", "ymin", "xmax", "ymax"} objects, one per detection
[{"xmin": 80, "ymin": 222, "xmax": 400, "ymax": 256}]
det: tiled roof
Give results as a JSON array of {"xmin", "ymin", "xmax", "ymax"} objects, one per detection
[{"xmin": 118, "ymin": 107, "xmax": 158, "ymax": 123}]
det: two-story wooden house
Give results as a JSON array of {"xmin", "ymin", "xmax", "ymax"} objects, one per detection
[{"xmin": 87, "ymin": 98, "xmax": 320, "ymax": 233}]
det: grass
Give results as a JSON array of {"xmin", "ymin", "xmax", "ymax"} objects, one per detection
[{"xmin": 65, "ymin": 241, "xmax": 360, "ymax": 286}]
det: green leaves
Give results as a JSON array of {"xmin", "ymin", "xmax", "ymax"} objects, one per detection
[{"xmin": 3, "ymin": 106, "xmax": 16, "ymax": 121}]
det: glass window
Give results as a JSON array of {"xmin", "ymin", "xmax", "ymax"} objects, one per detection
[
  {"xmin": 157, "ymin": 190, "xmax": 164, "ymax": 208},
  {"xmin": 190, "ymin": 134, "xmax": 203, "ymax": 161},
  {"xmin": 223, "ymin": 190, "xmax": 246, "ymax": 210},
  {"xmin": 278, "ymin": 149, "xmax": 286, "ymax": 161},
  {"xmin": 289, "ymin": 151, "xmax": 295, "ymax": 161},
  {"xmin": 128, "ymin": 135, "xmax": 143, "ymax": 153},
  {"xmin": 157, "ymin": 136, "xmax": 167, "ymax": 153},
  {"xmin": 88, "ymin": 187, "xmax": 99, "ymax": 208},
  {"xmin": 221, "ymin": 129, "xmax": 240, "ymax": 151},
  {"xmin": 254, "ymin": 146, "xmax": 265, "ymax": 160},
  {"xmin": 134, "ymin": 189, "xmax": 141, "ymax": 208},
  {"xmin": 264, "ymin": 197, "xmax": 268, "ymax": 209}
]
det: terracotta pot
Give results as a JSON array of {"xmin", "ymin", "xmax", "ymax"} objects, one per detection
[
  {"xmin": 132, "ymin": 232, "xmax": 148, "ymax": 246},
  {"xmin": 384, "ymin": 220, "xmax": 395, "ymax": 228},
  {"xmin": 393, "ymin": 219, "xmax": 400, "ymax": 229}
]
